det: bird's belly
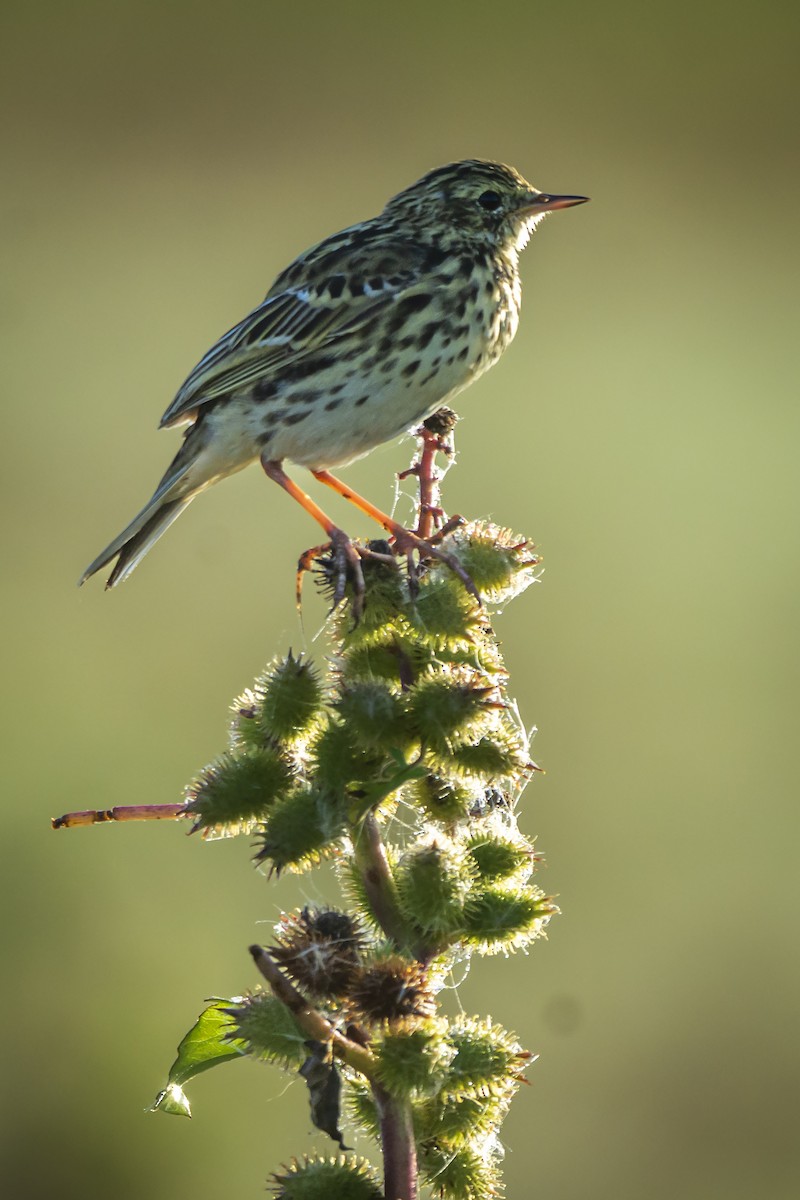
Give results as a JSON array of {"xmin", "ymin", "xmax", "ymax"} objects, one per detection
[
  {"xmin": 264, "ymin": 320, "xmax": 506, "ymax": 470},
  {"xmin": 281, "ymin": 376, "xmax": 462, "ymax": 469},
  {"xmin": 203, "ymin": 284, "xmax": 517, "ymax": 474}
]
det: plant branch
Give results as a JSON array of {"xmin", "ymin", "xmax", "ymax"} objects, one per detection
[
  {"xmin": 398, "ymin": 408, "xmax": 457, "ymax": 541},
  {"xmin": 51, "ymin": 803, "xmax": 189, "ymax": 830},
  {"xmin": 248, "ymin": 944, "xmax": 374, "ymax": 1077}
]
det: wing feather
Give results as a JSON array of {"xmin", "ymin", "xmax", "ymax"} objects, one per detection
[{"xmin": 159, "ymin": 226, "xmax": 431, "ymax": 429}]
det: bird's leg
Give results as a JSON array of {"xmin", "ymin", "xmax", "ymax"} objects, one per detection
[
  {"xmin": 261, "ymin": 457, "xmax": 389, "ymax": 612},
  {"xmin": 311, "ymin": 469, "xmax": 479, "ymax": 602}
]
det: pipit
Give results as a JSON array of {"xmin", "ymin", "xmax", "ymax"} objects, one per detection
[{"xmin": 80, "ymin": 160, "xmax": 587, "ymax": 602}]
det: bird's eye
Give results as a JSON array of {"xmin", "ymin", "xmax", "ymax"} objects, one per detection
[{"xmin": 477, "ymin": 190, "xmax": 502, "ymax": 211}]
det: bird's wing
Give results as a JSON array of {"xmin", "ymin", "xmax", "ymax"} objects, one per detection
[{"xmin": 159, "ymin": 226, "xmax": 434, "ymax": 428}]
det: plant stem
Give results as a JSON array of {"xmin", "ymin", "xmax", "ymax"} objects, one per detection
[
  {"xmin": 397, "ymin": 410, "xmax": 455, "ymax": 541},
  {"xmin": 248, "ymin": 945, "xmax": 374, "ymax": 1077},
  {"xmin": 374, "ymin": 1081, "xmax": 418, "ymax": 1200},
  {"xmin": 352, "ymin": 813, "xmax": 411, "ymax": 951}
]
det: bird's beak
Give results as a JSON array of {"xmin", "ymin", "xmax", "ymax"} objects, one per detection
[{"xmin": 518, "ymin": 192, "xmax": 590, "ymax": 215}]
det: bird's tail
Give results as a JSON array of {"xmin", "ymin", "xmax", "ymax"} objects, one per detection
[
  {"xmin": 79, "ymin": 430, "xmax": 209, "ymax": 589},
  {"xmin": 79, "ymin": 494, "xmax": 195, "ymax": 589}
]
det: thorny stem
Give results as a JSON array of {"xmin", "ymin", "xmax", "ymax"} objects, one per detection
[
  {"xmin": 398, "ymin": 409, "xmax": 456, "ymax": 542},
  {"xmin": 416, "ymin": 426, "xmax": 445, "ymax": 542}
]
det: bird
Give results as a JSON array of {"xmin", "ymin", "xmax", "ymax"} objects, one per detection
[{"xmin": 80, "ymin": 160, "xmax": 587, "ymax": 600}]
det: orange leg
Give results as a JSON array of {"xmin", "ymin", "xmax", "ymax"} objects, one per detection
[
  {"xmin": 310, "ymin": 469, "xmax": 408, "ymax": 539},
  {"xmin": 261, "ymin": 456, "xmax": 479, "ymax": 609},
  {"xmin": 262, "ymin": 459, "xmax": 341, "ymax": 538},
  {"xmin": 262, "ymin": 457, "xmax": 396, "ymax": 611},
  {"xmin": 312, "ymin": 469, "xmax": 478, "ymax": 601}
]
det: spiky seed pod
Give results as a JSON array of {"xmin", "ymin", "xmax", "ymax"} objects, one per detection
[
  {"xmin": 335, "ymin": 680, "xmax": 413, "ymax": 753},
  {"xmin": 269, "ymin": 1155, "xmax": 384, "ymax": 1200},
  {"xmin": 394, "ymin": 838, "xmax": 474, "ymax": 939},
  {"xmin": 440, "ymin": 725, "xmax": 530, "ymax": 782},
  {"xmin": 225, "ymin": 991, "xmax": 307, "ymax": 1069},
  {"xmin": 308, "ymin": 720, "xmax": 389, "ymax": 795},
  {"xmin": 442, "ymin": 1017, "xmax": 531, "ymax": 1095},
  {"xmin": 344, "ymin": 1076, "xmax": 381, "ymax": 1140},
  {"xmin": 461, "ymin": 883, "xmax": 558, "ymax": 953},
  {"xmin": 415, "ymin": 1088, "xmax": 510, "ymax": 1148},
  {"xmin": 443, "ymin": 520, "xmax": 541, "ymax": 603},
  {"xmin": 463, "ymin": 828, "xmax": 536, "ymax": 883},
  {"xmin": 419, "ymin": 1140, "xmax": 503, "ymax": 1200},
  {"xmin": 373, "ymin": 1021, "xmax": 454, "ymax": 1097},
  {"xmin": 185, "ymin": 748, "xmax": 294, "ymax": 835},
  {"xmin": 230, "ymin": 653, "xmax": 322, "ymax": 749},
  {"xmin": 409, "ymin": 772, "xmax": 480, "ymax": 824},
  {"xmin": 347, "ymin": 954, "xmax": 436, "ymax": 1024},
  {"xmin": 406, "ymin": 671, "xmax": 498, "ymax": 754},
  {"xmin": 429, "ymin": 632, "xmax": 507, "ymax": 680},
  {"xmin": 422, "ymin": 405, "xmax": 458, "ymax": 438},
  {"xmin": 407, "ymin": 572, "xmax": 483, "ymax": 649},
  {"xmin": 255, "ymin": 786, "xmax": 347, "ymax": 874},
  {"xmin": 338, "ymin": 637, "xmax": 418, "ymax": 688},
  {"xmin": 269, "ymin": 907, "xmax": 365, "ymax": 999}
]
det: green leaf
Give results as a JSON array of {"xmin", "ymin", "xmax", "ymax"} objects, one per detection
[
  {"xmin": 150, "ymin": 999, "xmax": 245, "ymax": 1117},
  {"xmin": 151, "ymin": 1082, "xmax": 192, "ymax": 1117},
  {"xmin": 355, "ymin": 750, "xmax": 428, "ymax": 811}
]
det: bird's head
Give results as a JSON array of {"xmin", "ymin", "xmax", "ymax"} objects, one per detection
[{"xmin": 383, "ymin": 159, "xmax": 588, "ymax": 252}]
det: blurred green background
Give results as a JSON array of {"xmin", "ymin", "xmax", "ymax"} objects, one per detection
[{"xmin": 4, "ymin": 1, "xmax": 799, "ymax": 1197}]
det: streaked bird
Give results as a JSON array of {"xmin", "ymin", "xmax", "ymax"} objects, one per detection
[{"xmin": 80, "ymin": 160, "xmax": 587, "ymax": 597}]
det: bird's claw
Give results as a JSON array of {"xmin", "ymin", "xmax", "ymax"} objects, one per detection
[
  {"xmin": 296, "ymin": 520, "xmax": 480, "ymax": 620},
  {"xmin": 325, "ymin": 527, "xmax": 362, "ymax": 611},
  {"xmin": 296, "ymin": 529, "xmax": 398, "ymax": 619},
  {"xmin": 390, "ymin": 524, "xmax": 481, "ymax": 604}
]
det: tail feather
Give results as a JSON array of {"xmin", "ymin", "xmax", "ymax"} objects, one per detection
[
  {"xmin": 80, "ymin": 412, "xmax": 253, "ymax": 589},
  {"xmin": 79, "ymin": 418, "xmax": 213, "ymax": 588},
  {"xmin": 79, "ymin": 496, "xmax": 195, "ymax": 589}
]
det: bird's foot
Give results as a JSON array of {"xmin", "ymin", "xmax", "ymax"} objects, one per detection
[
  {"xmin": 389, "ymin": 522, "xmax": 480, "ymax": 603},
  {"xmin": 296, "ymin": 528, "xmax": 397, "ymax": 618},
  {"xmin": 296, "ymin": 521, "xmax": 480, "ymax": 617}
]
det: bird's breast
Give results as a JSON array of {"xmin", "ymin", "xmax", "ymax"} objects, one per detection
[{"xmin": 245, "ymin": 259, "xmax": 523, "ymax": 470}]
